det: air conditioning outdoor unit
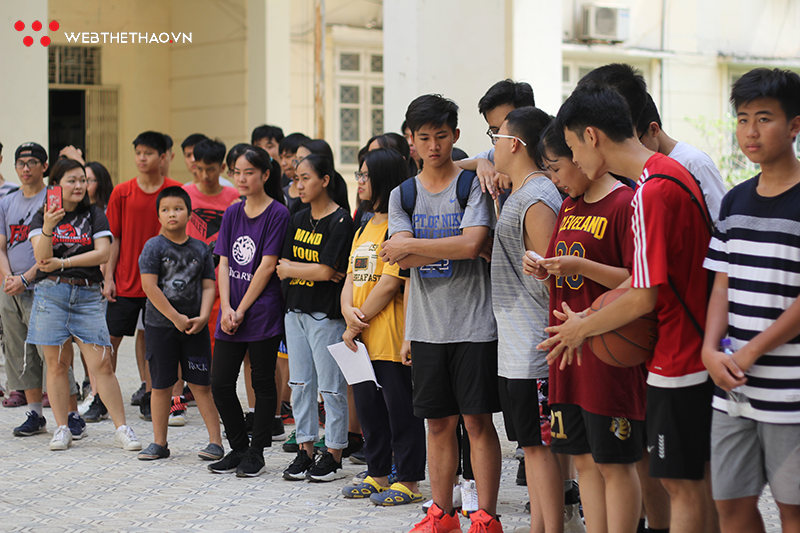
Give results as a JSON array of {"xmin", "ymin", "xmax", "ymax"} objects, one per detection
[{"xmin": 580, "ymin": 4, "xmax": 630, "ymax": 42}]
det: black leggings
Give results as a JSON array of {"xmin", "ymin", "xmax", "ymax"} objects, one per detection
[{"xmin": 211, "ymin": 335, "xmax": 280, "ymax": 453}]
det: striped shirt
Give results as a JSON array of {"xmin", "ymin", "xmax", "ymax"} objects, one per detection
[{"xmin": 704, "ymin": 174, "xmax": 800, "ymax": 423}]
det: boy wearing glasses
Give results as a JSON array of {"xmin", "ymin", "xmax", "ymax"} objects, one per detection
[{"xmin": 381, "ymin": 94, "xmax": 502, "ymax": 533}]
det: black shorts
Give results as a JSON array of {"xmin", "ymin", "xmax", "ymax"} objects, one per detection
[
  {"xmin": 498, "ymin": 377, "xmax": 552, "ymax": 447},
  {"xmin": 106, "ymin": 296, "xmax": 147, "ymax": 337},
  {"xmin": 145, "ymin": 325, "xmax": 212, "ymax": 390},
  {"xmin": 410, "ymin": 341, "xmax": 501, "ymax": 419},
  {"xmin": 647, "ymin": 379, "xmax": 714, "ymax": 480},
  {"xmin": 550, "ymin": 403, "xmax": 643, "ymax": 464}
]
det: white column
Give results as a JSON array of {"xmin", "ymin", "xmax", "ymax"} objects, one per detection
[
  {"xmin": 247, "ymin": 0, "xmax": 291, "ymax": 136},
  {"xmin": 512, "ymin": 0, "xmax": 563, "ymax": 116},
  {"xmin": 0, "ymin": 0, "xmax": 49, "ymax": 183},
  {"xmin": 383, "ymin": 0, "xmax": 506, "ymax": 158}
]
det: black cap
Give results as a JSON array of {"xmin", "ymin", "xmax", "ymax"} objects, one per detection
[{"xmin": 15, "ymin": 142, "xmax": 48, "ymax": 163}]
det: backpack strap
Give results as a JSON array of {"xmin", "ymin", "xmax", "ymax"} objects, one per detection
[
  {"xmin": 399, "ymin": 176, "xmax": 417, "ymax": 221},
  {"xmin": 456, "ymin": 170, "xmax": 477, "ymax": 210}
]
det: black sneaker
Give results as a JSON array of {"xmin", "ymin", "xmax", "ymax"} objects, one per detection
[
  {"xmin": 138, "ymin": 442, "xmax": 170, "ymax": 461},
  {"xmin": 13, "ymin": 411, "xmax": 47, "ymax": 436},
  {"xmin": 130, "ymin": 382, "xmax": 146, "ymax": 406},
  {"xmin": 208, "ymin": 449, "xmax": 244, "ymax": 474},
  {"xmin": 283, "ymin": 449, "xmax": 315, "ymax": 480},
  {"xmin": 516, "ymin": 457, "xmax": 526, "ymax": 485},
  {"xmin": 349, "ymin": 449, "xmax": 367, "ymax": 465},
  {"xmin": 235, "ymin": 448, "xmax": 266, "ymax": 478},
  {"xmin": 272, "ymin": 416, "xmax": 286, "ymax": 441},
  {"xmin": 308, "ymin": 450, "xmax": 346, "ymax": 482},
  {"xmin": 244, "ymin": 411, "xmax": 254, "ymax": 437},
  {"xmin": 139, "ymin": 391, "xmax": 151, "ymax": 422},
  {"xmin": 341, "ymin": 432, "xmax": 363, "ymax": 458},
  {"xmin": 83, "ymin": 395, "xmax": 109, "ymax": 423}
]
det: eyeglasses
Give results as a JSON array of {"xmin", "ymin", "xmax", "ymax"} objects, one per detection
[
  {"xmin": 15, "ymin": 159, "xmax": 41, "ymax": 169},
  {"xmin": 355, "ymin": 171, "xmax": 370, "ymax": 183},
  {"xmin": 490, "ymin": 134, "xmax": 527, "ymax": 146},
  {"xmin": 485, "ymin": 127, "xmax": 499, "ymax": 140}
]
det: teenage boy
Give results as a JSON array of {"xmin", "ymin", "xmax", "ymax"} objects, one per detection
[
  {"xmin": 102, "ymin": 132, "xmax": 182, "ymax": 421},
  {"xmin": 456, "ymin": 79, "xmax": 536, "ymax": 199},
  {"xmin": 541, "ymin": 85, "xmax": 715, "ymax": 533},
  {"xmin": 380, "ymin": 94, "xmax": 503, "ymax": 533},
  {"xmin": 491, "ymin": 107, "xmax": 564, "ymax": 532},
  {"xmin": 277, "ymin": 133, "xmax": 310, "ymax": 188},
  {"xmin": 637, "ymin": 94, "xmax": 727, "ymax": 224},
  {"xmin": 251, "ymin": 125, "xmax": 284, "ymax": 162},
  {"xmin": 702, "ymin": 68, "xmax": 800, "ymax": 533},
  {"xmin": 182, "ymin": 133, "xmax": 233, "ymax": 188},
  {"xmin": 137, "ymin": 186, "xmax": 224, "ymax": 461},
  {"xmin": 0, "ymin": 143, "xmax": 79, "ymax": 435}
]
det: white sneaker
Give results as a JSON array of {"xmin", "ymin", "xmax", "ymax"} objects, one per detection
[
  {"xmin": 460, "ymin": 479, "xmax": 478, "ymax": 517},
  {"xmin": 421, "ymin": 484, "xmax": 462, "ymax": 513},
  {"xmin": 50, "ymin": 425, "xmax": 72, "ymax": 451},
  {"xmin": 114, "ymin": 425, "xmax": 142, "ymax": 451},
  {"xmin": 564, "ymin": 503, "xmax": 586, "ymax": 533},
  {"xmin": 77, "ymin": 394, "xmax": 95, "ymax": 416},
  {"xmin": 168, "ymin": 411, "xmax": 186, "ymax": 427}
]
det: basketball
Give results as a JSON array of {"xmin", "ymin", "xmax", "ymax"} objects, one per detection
[{"xmin": 584, "ymin": 288, "xmax": 658, "ymax": 368}]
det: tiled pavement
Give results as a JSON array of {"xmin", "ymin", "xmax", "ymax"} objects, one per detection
[{"xmin": 0, "ymin": 338, "xmax": 783, "ymax": 532}]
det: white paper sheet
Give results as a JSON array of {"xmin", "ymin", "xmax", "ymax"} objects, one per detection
[{"xmin": 327, "ymin": 341, "xmax": 381, "ymax": 388}]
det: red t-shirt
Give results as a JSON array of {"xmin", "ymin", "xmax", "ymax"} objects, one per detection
[
  {"xmin": 183, "ymin": 183, "xmax": 241, "ymax": 245},
  {"xmin": 631, "ymin": 153, "xmax": 711, "ymax": 388},
  {"xmin": 548, "ymin": 183, "xmax": 646, "ymax": 420},
  {"xmin": 106, "ymin": 176, "xmax": 183, "ymax": 297}
]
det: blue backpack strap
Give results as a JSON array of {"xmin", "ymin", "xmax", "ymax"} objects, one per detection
[
  {"xmin": 399, "ymin": 176, "xmax": 417, "ymax": 221},
  {"xmin": 456, "ymin": 170, "xmax": 477, "ymax": 210}
]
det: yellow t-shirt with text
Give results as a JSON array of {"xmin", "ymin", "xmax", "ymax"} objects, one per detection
[{"xmin": 347, "ymin": 218, "xmax": 405, "ymax": 363}]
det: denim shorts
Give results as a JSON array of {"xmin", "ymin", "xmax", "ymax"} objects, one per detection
[{"xmin": 27, "ymin": 277, "xmax": 111, "ymax": 347}]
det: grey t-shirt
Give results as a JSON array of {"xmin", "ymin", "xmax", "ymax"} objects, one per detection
[
  {"xmin": 0, "ymin": 187, "xmax": 47, "ymax": 277},
  {"xmin": 138, "ymin": 235, "xmax": 216, "ymax": 329},
  {"xmin": 388, "ymin": 171, "xmax": 497, "ymax": 343},
  {"xmin": 491, "ymin": 177, "xmax": 562, "ymax": 379}
]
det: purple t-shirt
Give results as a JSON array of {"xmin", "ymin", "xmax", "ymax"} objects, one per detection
[{"xmin": 214, "ymin": 199, "xmax": 290, "ymax": 342}]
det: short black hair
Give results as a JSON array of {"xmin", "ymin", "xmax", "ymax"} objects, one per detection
[
  {"xmin": 370, "ymin": 133, "xmax": 411, "ymax": 161},
  {"xmin": 363, "ymin": 148, "xmax": 407, "ymax": 213},
  {"xmin": 300, "ymin": 138, "xmax": 335, "ymax": 161},
  {"xmin": 405, "ymin": 94, "xmax": 458, "ymax": 134},
  {"xmin": 133, "ymin": 131, "xmax": 168, "ymax": 155},
  {"xmin": 577, "ymin": 63, "xmax": 648, "ymax": 128},
  {"xmin": 156, "ymin": 185, "xmax": 192, "ymax": 213},
  {"xmin": 478, "ymin": 79, "xmax": 535, "ymax": 117},
  {"xmin": 251, "ymin": 125, "xmax": 285, "ymax": 145},
  {"xmin": 181, "ymin": 133, "xmax": 209, "ymax": 151},
  {"xmin": 193, "ymin": 138, "xmax": 227, "ymax": 165},
  {"xmin": 636, "ymin": 94, "xmax": 662, "ymax": 136},
  {"xmin": 163, "ymin": 134, "xmax": 173, "ymax": 151},
  {"xmin": 537, "ymin": 121, "xmax": 573, "ymax": 169},
  {"xmin": 731, "ymin": 68, "xmax": 800, "ymax": 120},
  {"xmin": 401, "ymin": 120, "xmax": 410, "ymax": 133},
  {"xmin": 558, "ymin": 85, "xmax": 635, "ymax": 143},
  {"xmin": 226, "ymin": 143, "xmax": 250, "ymax": 169},
  {"xmin": 278, "ymin": 133, "xmax": 310, "ymax": 156},
  {"xmin": 505, "ymin": 106, "xmax": 553, "ymax": 163}
]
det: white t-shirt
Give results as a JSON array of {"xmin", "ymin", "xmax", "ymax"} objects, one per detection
[
  {"xmin": 667, "ymin": 141, "xmax": 727, "ymax": 225},
  {"xmin": 219, "ymin": 175, "xmax": 235, "ymax": 188}
]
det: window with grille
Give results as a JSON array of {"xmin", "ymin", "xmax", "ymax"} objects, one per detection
[
  {"xmin": 49, "ymin": 46, "xmax": 101, "ymax": 85},
  {"xmin": 335, "ymin": 50, "xmax": 384, "ymax": 168}
]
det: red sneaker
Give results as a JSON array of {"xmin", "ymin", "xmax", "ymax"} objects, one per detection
[
  {"xmin": 409, "ymin": 502, "xmax": 462, "ymax": 533},
  {"xmin": 467, "ymin": 510, "xmax": 503, "ymax": 533}
]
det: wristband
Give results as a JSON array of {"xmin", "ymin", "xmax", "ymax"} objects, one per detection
[
  {"xmin": 67, "ymin": 258, "xmax": 72, "ymax": 268},
  {"xmin": 532, "ymin": 272, "xmax": 551, "ymax": 281},
  {"xmin": 42, "ymin": 231, "xmax": 53, "ymax": 237},
  {"xmin": 20, "ymin": 274, "xmax": 29, "ymax": 288},
  {"xmin": 60, "ymin": 258, "xmax": 65, "ymax": 272}
]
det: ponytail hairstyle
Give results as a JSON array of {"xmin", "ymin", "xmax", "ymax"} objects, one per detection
[
  {"xmin": 298, "ymin": 139, "xmax": 351, "ymax": 212},
  {"xmin": 236, "ymin": 145, "xmax": 285, "ymax": 205},
  {"xmin": 362, "ymin": 148, "xmax": 407, "ymax": 214},
  {"xmin": 85, "ymin": 161, "xmax": 114, "ymax": 210},
  {"xmin": 49, "ymin": 157, "xmax": 90, "ymax": 211},
  {"xmin": 297, "ymin": 153, "xmax": 336, "ymax": 202}
]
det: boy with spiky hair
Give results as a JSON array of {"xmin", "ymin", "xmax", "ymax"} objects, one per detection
[
  {"xmin": 182, "ymin": 133, "xmax": 233, "ymax": 188},
  {"xmin": 381, "ymin": 94, "xmax": 502, "ymax": 533},
  {"xmin": 703, "ymin": 68, "xmax": 800, "ymax": 533},
  {"xmin": 251, "ymin": 124, "xmax": 284, "ymax": 162},
  {"xmin": 542, "ymin": 85, "xmax": 715, "ymax": 533}
]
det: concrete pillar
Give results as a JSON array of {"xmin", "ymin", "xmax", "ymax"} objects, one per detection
[
  {"xmin": 512, "ymin": 0, "xmax": 563, "ymax": 116},
  {"xmin": 0, "ymin": 0, "xmax": 49, "ymax": 184},
  {"xmin": 247, "ymin": 0, "xmax": 291, "ymax": 136},
  {"xmin": 383, "ymin": 0, "xmax": 506, "ymax": 157}
]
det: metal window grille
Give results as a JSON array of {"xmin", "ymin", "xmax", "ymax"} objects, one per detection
[
  {"xmin": 370, "ymin": 54, "xmax": 383, "ymax": 73},
  {"xmin": 85, "ymin": 87, "xmax": 120, "ymax": 183},
  {"xmin": 339, "ymin": 53, "xmax": 360, "ymax": 72},
  {"xmin": 340, "ymin": 85, "xmax": 359, "ymax": 104},
  {"xmin": 49, "ymin": 46, "xmax": 101, "ymax": 85}
]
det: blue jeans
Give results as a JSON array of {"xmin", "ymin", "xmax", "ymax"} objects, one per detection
[
  {"xmin": 285, "ymin": 311, "xmax": 348, "ymax": 450},
  {"xmin": 28, "ymin": 278, "xmax": 110, "ymax": 347}
]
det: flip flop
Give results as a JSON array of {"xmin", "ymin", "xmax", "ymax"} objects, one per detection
[
  {"xmin": 3, "ymin": 390, "xmax": 27, "ymax": 407},
  {"xmin": 342, "ymin": 476, "xmax": 388, "ymax": 499},
  {"xmin": 369, "ymin": 482, "xmax": 424, "ymax": 506}
]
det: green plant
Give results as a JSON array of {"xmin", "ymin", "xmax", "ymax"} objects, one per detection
[{"xmin": 685, "ymin": 114, "xmax": 759, "ymax": 188}]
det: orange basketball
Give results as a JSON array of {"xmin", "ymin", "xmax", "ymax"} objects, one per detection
[{"xmin": 584, "ymin": 288, "xmax": 658, "ymax": 368}]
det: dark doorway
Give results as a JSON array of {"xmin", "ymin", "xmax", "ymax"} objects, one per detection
[{"xmin": 49, "ymin": 89, "xmax": 85, "ymax": 163}]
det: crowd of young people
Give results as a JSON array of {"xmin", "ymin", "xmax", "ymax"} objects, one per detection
[{"xmin": 1, "ymin": 64, "xmax": 799, "ymax": 533}]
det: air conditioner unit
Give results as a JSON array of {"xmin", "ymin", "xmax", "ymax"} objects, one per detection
[{"xmin": 580, "ymin": 4, "xmax": 630, "ymax": 42}]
